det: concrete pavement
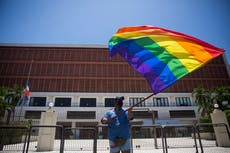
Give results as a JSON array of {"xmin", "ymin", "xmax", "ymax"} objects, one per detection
[{"xmin": 1, "ymin": 138, "xmax": 230, "ymax": 153}]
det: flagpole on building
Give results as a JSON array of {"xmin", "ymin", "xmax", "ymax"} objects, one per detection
[
  {"xmin": 19, "ymin": 60, "xmax": 33, "ymax": 120},
  {"xmin": 27, "ymin": 60, "xmax": 34, "ymax": 82}
]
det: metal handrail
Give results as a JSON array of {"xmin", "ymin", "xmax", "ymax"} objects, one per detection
[
  {"xmin": 25, "ymin": 125, "xmax": 64, "ymax": 153},
  {"xmin": 64, "ymin": 127, "xmax": 97, "ymax": 153},
  {"xmin": 196, "ymin": 122, "xmax": 230, "ymax": 153},
  {"xmin": 0, "ymin": 125, "xmax": 29, "ymax": 153},
  {"xmin": 131, "ymin": 124, "xmax": 164, "ymax": 153},
  {"xmin": 1, "ymin": 123, "xmax": 229, "ymax": 153},
  {"xmin": 161, "ymin": 124, "xmax": 198, "ymax": 153}
]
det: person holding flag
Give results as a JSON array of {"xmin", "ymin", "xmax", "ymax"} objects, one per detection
[
  {"xmin": 106, "ymin": 25, "xmax": 224, "ymax": 152},
  {"xmin": 101, "ymin": 96, "xmax": 134, "ymax": 153}
]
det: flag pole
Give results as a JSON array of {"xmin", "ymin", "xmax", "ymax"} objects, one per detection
[
  {"xmin": 19, "ymin": 60, "xmax": 33, "ymax": 120},
  {"xmin": 27, "ymin": 60, "xmax": 33, "ymax": 82},
  {"xmin": 112, "ymin": 93, "xmax": 155, "ymax": 120},
  {"xmin": 126, "ymin": 93, "xmax": 155, "ymax": 110}
]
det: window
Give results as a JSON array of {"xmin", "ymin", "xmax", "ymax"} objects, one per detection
[
  {"xmin": 129, "ymin": 97, "xmax": 145, "ymax": 107},
  {"xmin": 29, "ymin": 97, "xmax": 46, "ymax": 106},
  {"xmin": 25, "ymin": 111, "xmax": 44, "ymax": 119},
  {"xmin": 67, "ymin": 111, "xmax": 96, "ymax": 119},
  {"xmin": 54, "ymin": 97, "xmax": 71, "ymax": 107},
  {"xmin": 5, "ymin": 97, "xmax": 12, "ymax": 104},
  {"xmin": 169, "ymin": 110, "xmax": 196, "ymax": 118},
  {"xmin": 80, "ymin": 98, "xmax": 96, "ymax": 107},
  {"xmin": 153, "ymin": 97, "xmax": 169, "ymax": 106},
  {"xmin": 132, "ymin": 111, "xmax": 158, "ymax": 119},
  {"xmin": 175, "ymin": 97, "xmax": 191, "ymax": 106},
  {"xmin": 104, "ymin": 98, "xmax": 115, "ymax": 107}
]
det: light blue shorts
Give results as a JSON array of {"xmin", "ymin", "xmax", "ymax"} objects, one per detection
[{"xmin": 109, "ymin": 138, "xmax": 131, "ymax": 153}]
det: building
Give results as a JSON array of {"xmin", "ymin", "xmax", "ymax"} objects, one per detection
[{"xmin": 0, "ymin": 44, "xmax": 229, "ymax": 137}]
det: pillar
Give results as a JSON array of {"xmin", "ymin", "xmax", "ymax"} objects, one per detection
[
  {"xmin": 37, "ymin": 108, "xmax": 57, "ymax": 151},
  {"xmin": 210, "ymin": 107, "xmax": 230, "ymax": 147}
]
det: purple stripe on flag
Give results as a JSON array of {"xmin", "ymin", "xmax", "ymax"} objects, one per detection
[{"xmin": 115, "ymin": 46, "xmax": 167, "ymax": 94}]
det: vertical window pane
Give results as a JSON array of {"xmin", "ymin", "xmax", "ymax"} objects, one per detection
[
  {"xmin": 80, "ymin": 98, "xmax": 96, "ymax": 107},
  {"xmin": 29, "ymin": 97, "xmax": 47, "ymax": 106},
  {"xmin": 105, "ymin": 98, "xmax": 115, "ymax": 107},
  {"xmin": 175, "ymin": 97, "xmax": 191, "ymax": 106},
  {"xmin": 55, "ymin": 98, "xmax": 71, "ymax": 107},
  {"xmin": 153, "ymin": 97, "xmax": 169, "ymax": 107},
  {"xmin": 129, "ymin": 97, "xmax": 145, "ymax": 107}
]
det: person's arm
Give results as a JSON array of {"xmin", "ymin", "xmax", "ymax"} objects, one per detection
[
  {"xmin": 101, "ymin": 111, "xmax": 113, "ymax": 124},
  {"xmin": 101, "ymin": 117, "xmax": 113, "ymax": 124},
  {"xmin": 127, "ymin": 107, "xmax": 134, "ymax": 120}
]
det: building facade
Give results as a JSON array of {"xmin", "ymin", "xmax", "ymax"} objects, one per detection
[{"xmin": 0, "ymin": 44, "xmax": 229, "ymax": 132}]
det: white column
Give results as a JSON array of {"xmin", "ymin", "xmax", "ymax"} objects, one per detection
[
  {"xmin": 211, "ymin": 108, "xmax": 230, "ymax": 147},
  {"xmin": 37, "ymin": 108, "xmax": 57, "ymax": 151}
]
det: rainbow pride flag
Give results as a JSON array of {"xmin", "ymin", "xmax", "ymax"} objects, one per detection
[{"xmin": 109, "ymin": 26, "xmax": 224, "ymax": 94}]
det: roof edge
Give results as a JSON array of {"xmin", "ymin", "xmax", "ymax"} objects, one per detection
[{"xmin": 0, "ymin": 43, "xmax": 108, "ymax": 48}]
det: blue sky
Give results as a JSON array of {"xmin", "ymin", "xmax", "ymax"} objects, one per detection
[{"xmin": 0, "ymin": 0, "xmax": 230, "ymax": 64}]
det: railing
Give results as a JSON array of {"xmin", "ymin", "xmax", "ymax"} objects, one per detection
[
  {"xmin": 26, "ymin": 125, "xmax": 64, "ymax": 153},
  {"xmin": 196, "ymin": 123, "xmax": 230, "ymax": 153},
  {"xmin": 0, "ymin": 125, "xmax": 29, "ymax": 153},
  {"xmin": 17, "ymin": 102, "xmax": 197, "ymax": 108},
  {"xmin": 161, "ymin": 124, "xmax": 198, "ymax": 153},
  {"xmin": 0, "ymin": 123, "xmax": 229, "ymax": 153},
  {"xmin": 63, "ymin": 127, "xmax": 97, "ymax": 153},
  {"xmin": 131, "ymin": 124, "xmax": 164, "ymax": 152}
]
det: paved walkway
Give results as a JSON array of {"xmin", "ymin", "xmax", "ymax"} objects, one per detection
[
  {"xmin": 1, "ymin": 138, "xmax": 230, "ymax": 153},
  {"xmin": 2, "ymin": 147, "xmax": 230, "ymax": 153}
]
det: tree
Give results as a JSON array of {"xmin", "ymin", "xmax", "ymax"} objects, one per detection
[
  {"xmin": 192, "ymin": 86, "xmax": 230, "ymax": 118},
  {"xmin": 212, "ymin": 86, "xmax": 230, "ymax": 111},
  {"xmin": 0, "ymin": 87, "xmax": 10, "ymax": 120},
  {"xmin": 192, "ymin": 86, "xmax": 214, "ymax": 117},
  {"xmin": 5, "ymin": 85, "xmax": 23, "ymax": 122},
  {"xmin": 0, "ymin": 85, "xmax": 23, "ymax": 124}
]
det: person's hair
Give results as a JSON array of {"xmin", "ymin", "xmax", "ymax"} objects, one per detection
[{"xmin": 115, "ymin": 96, "xmax": 124, "ymax": 107}]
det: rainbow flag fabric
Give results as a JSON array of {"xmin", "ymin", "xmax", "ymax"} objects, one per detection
[{"xmin": 108, "ymin": 26, "xmax": 224, "ymax": 94}]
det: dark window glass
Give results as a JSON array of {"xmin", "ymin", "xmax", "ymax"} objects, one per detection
[
  {"xmin": 55, "ymin": 98, "xmax": 71, "ymax": 107},
  {"xmin": 169, "ymin": 110, "xmax": 196, "ymax": 118},
  {"xmin": 133, "ymin": 111, "xmax": 150, "ymax": 118},
  {"xmin": 25, "ymin": 111, "xmax": 44, "ymax": 119},
  {"xmin": 80, "ymin": 98, "xmax": 96, "ymax": 107},
  {"xmin": 104, "ymin": 98, "xmax": 115, "ymax": 107},
  {"xmin": 67, "ymin": 111, "xmax": 96, "ymax": 119},
  {"xmin": 29, "ymin": 97, "xmax": 46, "ymax": 106}
]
